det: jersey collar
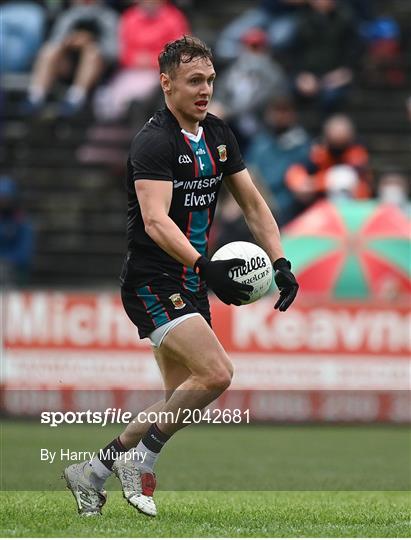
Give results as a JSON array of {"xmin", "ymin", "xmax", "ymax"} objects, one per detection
[
  {"xmin": 181, "ymin": 126, "xmax": 203, "ymax": 143},
  {"xmin": 164, "ymin": 106, "xmax": 204, "ymax": 142}
]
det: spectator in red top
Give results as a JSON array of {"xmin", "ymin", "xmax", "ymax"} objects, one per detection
[
  {"xmin": 285, "ymin": 114, "xmax": 371, "ymax": 203},
  {"xmin": 94, "ymin": 0, "xmax": 190, "ymax": 121},
  {"xmin": 120, "ymin": 0, "xmax": 189, "ymax": 68}
]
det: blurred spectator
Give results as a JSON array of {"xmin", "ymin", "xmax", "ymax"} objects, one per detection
[
  {"xmin": 377, "ymin": 172, "xmax": 410, "ymax": 215},
  {"xmin": 0, "ymin": 176, "xmax": 34, "ymax": 286},
  {"xmin": 215, "ymin": 0, "xmax": 307, "ymax": 62},
  {"xmin": 93, "ymin": 0, "xmax": 189, "ymax": 121},
  {"xmin": 407, "ymin": 96, "xmax": 411, "ymax": 122},
  {"xmin": 286, "ymin": 114, "xmax": 371, "ymax": 203},
  {"xmin": 0, "ymin": 1, "xmax": 46, "ymax": 73},
  {"xmin": 209, "ymin": 28, "xmax": 289, "ymax": 151},
  {"xmin": 246, "ymin": 97, "xmax": 311, "ymax": 226},
  {"xmin": 293, "ymin": 0, "xmax": 358, "ymax": 114},
  {"xmin": 323, "ymin": 164, "xmax": 361, "ymax": 201},
  {"xmin": 42, "ymin": 0, "xmax": 67, "ymax": 18},
  {"xmin": 361, "ymin": 17, "xmax": 405, "ymax": 88},
  {"xmin": 346, "ymin": 0, "xmax": 374, "ymax": 24},
  {"xmin": 119, "ymin": 0, "xmax": 188, "ymax": 68},
  {"xmin": 22, "ymin": 0, "xmax": 118, "ymax": 117}
]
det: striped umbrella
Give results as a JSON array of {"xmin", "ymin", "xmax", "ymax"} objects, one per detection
[{"xmin": 282, "ymin": 199, "xmax": 410, "ymax": 299}]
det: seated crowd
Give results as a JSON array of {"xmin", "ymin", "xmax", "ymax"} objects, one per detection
[{"xmin": 1, "ymin": 0, "xmax": 409, "ymax": 281}]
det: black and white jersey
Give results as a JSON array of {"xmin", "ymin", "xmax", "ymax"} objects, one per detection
[{"xmin": 120, "ymin": 106, "xmax": 245, "ymax": 290}]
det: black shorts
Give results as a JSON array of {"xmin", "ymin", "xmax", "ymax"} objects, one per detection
[{"xmin": 121, "ymin": 277, "xmax": 212, "ymax": 339}]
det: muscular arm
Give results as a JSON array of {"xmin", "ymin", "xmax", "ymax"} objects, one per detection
[
  {"xmin": 135, "ymin": 180, "xmax": 201, "ymax": 268},
  {"xmin": 224, "ymin": 169, "xmax": 284, "ymax": 262}
]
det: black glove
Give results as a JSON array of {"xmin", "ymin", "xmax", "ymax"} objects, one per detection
[
  {"xmin": 273, "ymin": 258, "xmax": 299, "ymax": 312},
  {"xmin": 194, "ymin": 255, "xmax": 253, "ymax": 306}
]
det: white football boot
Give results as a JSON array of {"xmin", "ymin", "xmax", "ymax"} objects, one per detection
[
  {"xmin": 112, "ymin": 457, "xmax": 157, "ymax": 516},
  {"xmin": 63, "ymin": 462, "xmax": 107, "ymax": 516}
]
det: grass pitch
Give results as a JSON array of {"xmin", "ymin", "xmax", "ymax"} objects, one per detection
[
  {"xmin": 1, "ymin": 490, "xmax": 410, "ymax": 537},
  {"xmin": 1, "ymin": 421, "xmax": 410, "ymax": 536}
]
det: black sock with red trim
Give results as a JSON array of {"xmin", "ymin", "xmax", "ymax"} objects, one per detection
[
  {"xmin": 141, "ymin": 423, "xmax": 170, "ymax": 453},
  {"xmin": 98, "ymin": 436, "xmax": 128, "ymax": 470}
]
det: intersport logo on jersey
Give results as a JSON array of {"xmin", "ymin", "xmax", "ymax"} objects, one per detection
[{"xmin": 172, "ymin": 173, "xmax": 223, "ymax": 208}]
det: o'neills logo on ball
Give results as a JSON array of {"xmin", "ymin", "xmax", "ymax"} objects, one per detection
[
  {"xmin": 229, "ymin": 256, "xmax": 267, "ymax": 279},
  {"xmin": 169, "ymin": 293, "xmax": 186, "ymax": 309}
]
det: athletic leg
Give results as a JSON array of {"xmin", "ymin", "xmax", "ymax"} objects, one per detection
[
  {"xmin": 112, "ymin": 316, "xmax": 232, "ymax": 516},
  {"xmin": 63, "ymin": 350, "xmax": 186, "ymax": 517},
  {"xmin": 152, "ymin": 315, "xmax": 233, "ymax": 436},
  {"xmin": 119, "ymin": 347, "xmax": 190, "ymax": 448}
]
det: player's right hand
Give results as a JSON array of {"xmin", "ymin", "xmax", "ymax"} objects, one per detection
[{"xmin": 194, "ymin": 255, "xmax": 253, "ymax": 306}]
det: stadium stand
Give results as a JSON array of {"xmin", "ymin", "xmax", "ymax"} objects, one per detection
[{"xmin": 1, "ymin": 0, "xmax": 410, "ymax": 287}]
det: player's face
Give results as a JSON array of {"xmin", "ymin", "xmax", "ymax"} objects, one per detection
[{"xmin": 165, "ymin": 57, "xmax": 216, "ymax": 125}]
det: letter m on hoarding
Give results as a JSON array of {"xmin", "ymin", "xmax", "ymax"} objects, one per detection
[{"xmin": 4, "ymin": 293, "xmax": 49, "ymax": 344}]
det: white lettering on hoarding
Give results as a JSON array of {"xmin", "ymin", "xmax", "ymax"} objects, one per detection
[
  {"xmin": 306, "ymin": 310, "xmax": 338, "ymax": 350},
  {"xmin": 66, "ymin": 305, "xmax": 95, "ymax": 346},
  {"xmin": 6, "ymin": 293, "xmax": 49, "ymax": 344},
  {"xmin": 233, "ymin": 302, "xmax": 410, "ymax": 353},
  {"xmin": 234, "ymin": 301, "xmax": 270, "ymax": 348},
  {"xmin": 4, "ymin": 293, "xmax": 144, "ymax": 349},
  {"xmin": 4, "ymin": 293, "xmax": 410, "ymax": 353},
  {"xmin": 367, "ymin": 312, "xmax": 406, "ymax": 352},
  {"xmin": 321, "ymin": 393, "xmax": 380, "ymax": 421},
  {"xmin": 274, "ymin": 311, "xmax": 306, "ymax": 350},
  {"xmin": 95, "ymin": 295, "xmax": 138, "ymax": 347}
]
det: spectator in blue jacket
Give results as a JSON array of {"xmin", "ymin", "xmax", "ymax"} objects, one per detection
[
  {"xmin": 246, "ymin": 97, "xmax": 311, "ymax": 226},
  {"xmin": 0, "ymin": 1, "xmax": 46, "ymax": 73},
  {"xmin": 0, "ymin": 176, "xmax": 34, "ymax": 286}
]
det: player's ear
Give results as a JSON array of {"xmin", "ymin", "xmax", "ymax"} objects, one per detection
[{"xmin": 160, "ymin": 73, "xmax": 172, "ymax": 95}]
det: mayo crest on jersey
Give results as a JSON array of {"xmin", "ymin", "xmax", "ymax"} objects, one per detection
[{"xmin": 120, "ymin": 107, "xmax": 245, "ymax": 292}]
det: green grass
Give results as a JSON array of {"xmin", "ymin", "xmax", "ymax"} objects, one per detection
[
  {"xmin": 1, "ymin": 490, "xmax": 410, "ymax": 537},
  {"xmin": 1, "ymin": 421, "xmax": 410, "ymax": 536},
  {"xmin": 2, "ymin": 422, "xmax": 410, "ymax": 491}
]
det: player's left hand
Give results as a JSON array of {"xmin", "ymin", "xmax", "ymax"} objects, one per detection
[{"xmin": 273, "ymin": 258, "xmax": 299, "ymax": 312}]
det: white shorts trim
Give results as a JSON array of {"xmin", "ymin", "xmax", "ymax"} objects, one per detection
[{"xmin": 149, "ymin": 312, "xmax": 201, "ymax": 348}]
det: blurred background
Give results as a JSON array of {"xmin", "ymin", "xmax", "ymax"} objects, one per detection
[{"xmin": 1, "ymin": 0, "xmax": 410, "ymax": 435}]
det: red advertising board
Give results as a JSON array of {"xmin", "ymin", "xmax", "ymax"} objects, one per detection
[{"xmin": 1, "ymin": 292, "xmax": 410, "ymax": 421}]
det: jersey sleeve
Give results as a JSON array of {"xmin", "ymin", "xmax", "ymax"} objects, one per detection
[
  {"xmin": 223, "ymin": 123, "xmax": 246, "ymax": 176},
  {"xmin": 130, "ymin": 127, "xmax": 173, "ymax": 182}
]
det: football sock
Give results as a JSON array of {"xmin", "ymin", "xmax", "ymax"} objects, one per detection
[
  {"xmin": 135, "ymin": 423, "xmax": 170, "ymax": 471},
  {"xmin": 133, "ymin": 444, "xmax": 159, "ymax": 471},
  {"xmin": 88, "ymin": 436, "xmax": 127, "ymax": 487},
  {"xmin": 85, "ymin": 460, "xmax": 109, "ymax": 490}
]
